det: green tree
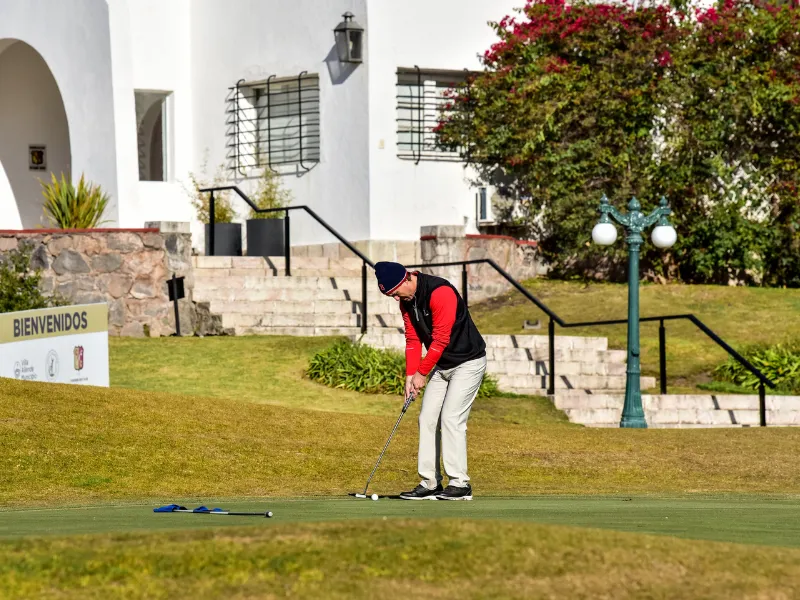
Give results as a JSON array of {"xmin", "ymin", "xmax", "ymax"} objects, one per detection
[
  {"xmin": 0, "ymin": 242, "xmax": 65, "ymax": 313},
  {"xmin": 439, "ymin": 0, "xmax": 800, "ymax": 285}
]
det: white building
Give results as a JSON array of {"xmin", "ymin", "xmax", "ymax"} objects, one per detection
[{"xmin": 0, "ymin": 0, "xmax": 521, "ymax": 252}]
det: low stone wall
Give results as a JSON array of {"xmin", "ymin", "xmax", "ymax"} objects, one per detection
[
  {"xmin": 420, "ymin": 225, "xmax": 546, "ymax": 302},
  {"xmin": 0, "ymin": 224, "xmax": 199, "ymax": 337},
  {"xmin": 291, "ymin": 240, "xmax": 421, "ymax": 265}
]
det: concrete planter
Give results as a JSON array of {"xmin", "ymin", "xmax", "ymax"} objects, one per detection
[
  {"xmin": 204, "ymin": 223, "xmax": 242, "ymax": 256},
  {"xmin": 246, "ymin": 218, "xmax": 284, "ymax": 257}
]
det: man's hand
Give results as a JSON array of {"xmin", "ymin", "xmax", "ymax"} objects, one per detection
[
  {"xmin": 405, "ymin": 375, "xmax": 415, "ymax": 400},
  {"xmin": 409, "ymin": 371, "xmax": 427, "ymax": 397}
]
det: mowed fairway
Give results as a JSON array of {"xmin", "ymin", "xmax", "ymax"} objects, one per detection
[{"xmin": 0, "ymin": 336, "xmax": 799, "ymax": 598}]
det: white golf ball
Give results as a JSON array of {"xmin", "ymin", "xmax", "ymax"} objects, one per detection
[{"xmin": 371, "ymin": 494, "xmax": 379, "ymax": 501}]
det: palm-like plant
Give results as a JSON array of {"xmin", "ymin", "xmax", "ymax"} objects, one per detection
[{"xmin": 40, "ymin": 173, "xmax": 110, "ymax": 229}]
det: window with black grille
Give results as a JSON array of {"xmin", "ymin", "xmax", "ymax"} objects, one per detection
[
  {"xmin": 396, "ymin": 67, "xmax": 467, "ymax": 163},
  {"xmin": 229, "ymin": 73, "xmax": 320, "ymax": 173}
]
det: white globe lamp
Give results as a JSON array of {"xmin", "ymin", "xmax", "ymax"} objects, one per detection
[
  {"xmin": 592, "ymin": 222, "xmax": 618, "ymax": 246},
  {"xmin": 651, "ymin": 224, "xmax": 677, "ymax": 249}
]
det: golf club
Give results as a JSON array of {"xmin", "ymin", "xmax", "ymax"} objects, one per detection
[
  {"xmin": 353, "ymin": 392, "xmax": 416, "ymax": 499},
  {"xmin": 153, "ymin": 504, "xmax": 273, "ymax": 517},
  {"xmin": 173, "ymin": 509, "xmax": 274, "ymax": 518}
]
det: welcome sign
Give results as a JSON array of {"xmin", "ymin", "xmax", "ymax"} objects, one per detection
[{"xmin": 0, "ymin": 303, "xmax": 109, "ymax": 387}]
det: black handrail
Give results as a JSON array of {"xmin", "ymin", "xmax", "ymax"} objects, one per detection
[
  {"xmin": 200, "ymin": 185, "xmax": 374, "ymax": 332},
  {"xmin": 196, "ymin": 193, "xmax": 776, "ymax": 426},
  {"xmin": 407, "ymin": 258, "xmax": 776, "ymax": 426}
]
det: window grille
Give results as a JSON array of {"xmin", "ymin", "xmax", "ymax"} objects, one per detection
[
  {"xmin": 229, "ymin": 72, "xmax": 320, "ymax": 173},
  {"xmin": 396, "ymin": 67, "xmax": 469, "ymax": 163}
]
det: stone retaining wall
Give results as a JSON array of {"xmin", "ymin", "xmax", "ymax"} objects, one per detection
[
  {"xmin": 0, "ymin": 224, "xmax": 199, "ymax": 337},
  {"xmin": 290, "ymin": 240, "xmax": 421, "ymax": 265},
  {"xmin": 420, "ymin": 225, "xmax": 547, "ymax": 302}
]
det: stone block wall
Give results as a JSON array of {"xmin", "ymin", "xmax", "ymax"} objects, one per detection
[
  {"xmin": 420, "ymin": 225, "xmax": 546, "ymax": 303},
  {"xmin": 291, "ymin": 240, "xmax": 421, "ymax": 265},
  {"xmin": 0, "ymin": 225, "xmax": 199, "ymax": 337}
]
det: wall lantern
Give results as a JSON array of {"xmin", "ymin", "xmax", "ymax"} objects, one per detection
[{"xmin": 334, "ymin": 12, "xmax": 364, "ymax": 63}]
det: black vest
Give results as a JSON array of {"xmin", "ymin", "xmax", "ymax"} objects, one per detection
[{"xmin": 402, "ymin": 272, "xmax": 486, "ymax": 370}]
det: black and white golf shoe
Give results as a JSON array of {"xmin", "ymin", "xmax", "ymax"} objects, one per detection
[
  {"xmin": 399, "ymin": 484, "xmax": 442, "ymax": 500},
  {"xmin": 436, "ymin": 484, "xmax": 473, "ymax": 501}
]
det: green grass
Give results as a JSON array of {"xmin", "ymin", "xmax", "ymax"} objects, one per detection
[
  {"xmin": 1, "ymin": 496, "xmax": 799, "ymax": 548},
  {"xmin": 2, "ymin": 335, "xmax": 799, "ymax": 598},
  {"xmin": 108, "ymin": 336, "xmax": 562, "ymax": 421},
  {"xmin": 1, "ymin": 520, "xmax": 799, "ymax": 599},
  {"xmin": 470, "ymin": 279, "xmax": 800, "ymax": 393},
  {"xmin": 3, "ymin": 363, "xmax": 800, "ymax": 506}
]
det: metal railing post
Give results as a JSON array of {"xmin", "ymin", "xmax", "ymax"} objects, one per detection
[
  {"xmin": 284, "ymin": 209, "xmax": 291, "ymax": 276},
  {"xmin": 659, "ymin": 320, "xmax": 667, "ymax": 394},
  {"xmin": 208, "ymin": 191, "xmax": 215, "ymax": 256},
  {"xmin": 548, "ymin": 318, "xmax": 555, "ymax": 395},
  {"xmin": 361, "ymin": 262, "xmax": 368, "ymax": 334},
  {"xmin": 759, "ymin": 383, "xmax": 766, "ymax": 427},
  {"xmin": 461, "ymin": 264, "xmax": 468, "ymax": 308}
]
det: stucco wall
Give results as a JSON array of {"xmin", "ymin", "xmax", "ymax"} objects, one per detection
[
  {"xmin": 123, "ymin": 0, "xmax": 196, "ymax": 228},
  {"xmin": 0, "ymin": 41, "xmax": 70, "ymax": 229},
  {"xmin": 0, "ymin": 0, "xmax": 120, "ymax": 225},
  {"xmin": 366, "ymin": 0, "xmax": 520, "ymax": 241},
  {"xmin": 189, "ymin": 0, "xmax": 371, "ymax": 250}
]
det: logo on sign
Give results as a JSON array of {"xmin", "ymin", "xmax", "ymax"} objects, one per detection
[
  {"xmin": 14, "ymin": 362, "xmax": 21, "ymax": 379},
  {"xmin": 74, "ymin": 346, "xmax": 84, "ymax": 371},
  {"xmin": 46, "ymin": 350, "xmax": 59, "ymax": 382}
]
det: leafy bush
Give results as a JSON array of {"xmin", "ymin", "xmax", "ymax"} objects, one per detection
[
  {"xmin": 248, "ymin": 168, "xmax": 292, "ymax": 220},
  {"xmin": 713, "ymin": 343, "xmax": 800, "ymax": 394},
  {"xmin": 306, "ymin": 340, "xmax": 499, "ymax": 398},
  {"xmin": 184, "ymin": 158, "xmax": 237, "ymax": 224},
  {"xmin": 0, "ymin": 241, "xmax": 66, "ymax": 313},
  {"xmin": 40, "ymin": 173, "xmax": 110, "ymax": 229}
]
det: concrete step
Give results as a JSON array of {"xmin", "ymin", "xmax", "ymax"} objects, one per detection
[
  {"xmin": 195, "ymin": 287, "xmax": 394, "ymax": 304},
  {"xmin": 551, "ymin": 393, "xmax": 800, "ymax": 428},
  {"xmin": 207, "ymin": 299, "xmax": 401, "ymax": 318},
  {"xmin": 485, "ymin": 347, "xmax": 628, "ymax": 364},
  {"xmin": 234, "ymin": 326, "xmax": 367, "ymax": 337},
  {"xmin": 358, "ymin": 332, "xmax": 609, "ymax": 352},
  {"xmin": 194, "ymin": 275, "xmax": 366, "ymax": 291},
  {"xmin": 489, "ymin": 360, "xmax": 627, "ymax": 377},
  {"xmin": 564, "ymin": 408, "xmax": 800, "ymax": 427},
  {"xmin": 194, "ymin": 256, "xmax": 368, "ymax": 271},
  {"xmin": 554, "ymin": 394, "xmax": 800, "ymax": 412},
  {"xmin": 495, "ymin": 374, "xmax": 656, "ymax": 392},
  {"xmin": 221, "ymin": 312, "xmax": 403, "ymax": 329}
]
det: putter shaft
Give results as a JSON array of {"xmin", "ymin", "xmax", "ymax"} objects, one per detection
[{"xmin": 361, "ymin": 394, "xmax": 415, "ymax": 496}]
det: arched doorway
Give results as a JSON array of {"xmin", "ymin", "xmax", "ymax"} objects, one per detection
[{"xmin": 0, "ymin": 39, "xmax": 71, "ymax": 229}]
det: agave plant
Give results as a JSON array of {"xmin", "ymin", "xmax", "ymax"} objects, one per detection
[{"xmin": 40, "ymin": 173, "xmax": 110, "ymax": 229}]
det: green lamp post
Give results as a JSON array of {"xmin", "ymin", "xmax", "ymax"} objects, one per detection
[{"xmin": 592, "ymin": 195, "xmax": 677, "ymax": 428}]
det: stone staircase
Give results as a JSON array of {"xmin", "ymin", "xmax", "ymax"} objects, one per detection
[
  {"xmin": 192, "ymin": 256, "xmax": 403, "ymax": 336},
  {"xmin": 193, "ymin": 256, "xmax": 652, "ymax": 395},
  {"xmin": 555, "ymin": 394, "xmax": 800, "ymax": 428}
]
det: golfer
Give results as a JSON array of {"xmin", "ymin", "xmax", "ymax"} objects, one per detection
[{"xmin": 375, "ymin": 261, "xmax": 487, "ymax": 501}]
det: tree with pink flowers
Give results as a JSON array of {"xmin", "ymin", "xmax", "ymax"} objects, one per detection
[{"xmin": 439, "ymin": 0, "xmax": 800, "ymax": 286}]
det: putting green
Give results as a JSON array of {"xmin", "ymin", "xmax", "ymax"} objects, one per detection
[{"xmin": 1, "ymin": 495, "xmax": 797, "ymax": 548}]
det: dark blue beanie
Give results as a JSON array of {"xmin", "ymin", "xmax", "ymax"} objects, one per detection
[{"xmin": 374, "ymin": 261, "xmax": 408, "ymax": 295}]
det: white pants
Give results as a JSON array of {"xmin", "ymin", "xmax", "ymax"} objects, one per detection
[{"xmin": 418, "ymin": 355, "xmax": 487, "ymax": 489}]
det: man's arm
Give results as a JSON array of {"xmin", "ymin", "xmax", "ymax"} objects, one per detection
[{"xmin": 402, "ymin": 305, "xmax": 422, "ymax": 398}]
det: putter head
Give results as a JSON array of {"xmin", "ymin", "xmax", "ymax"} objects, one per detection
[{"xmin": 354, "ymin": 493, "xmax": 367, "ymax": 498}]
